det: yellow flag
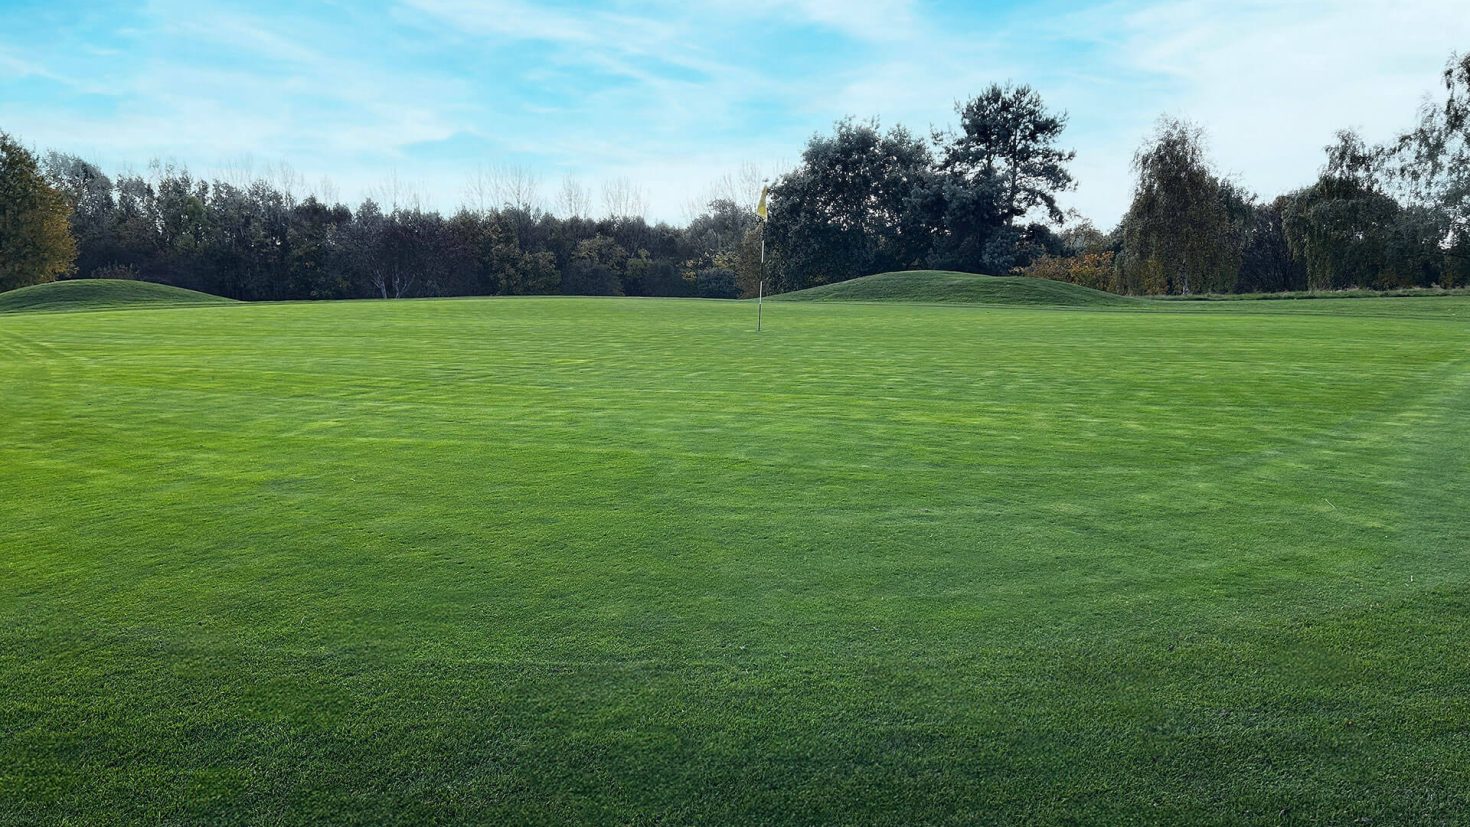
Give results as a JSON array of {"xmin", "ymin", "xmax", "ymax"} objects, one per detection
[{"xmin": 756, "ymin": 185, "xmax": 769, "ymax": 220}]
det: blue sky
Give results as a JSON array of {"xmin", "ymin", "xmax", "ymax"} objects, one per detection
[{"xmin": 2, "ymin": 0, "xmax": 1467, "ymax": 224}]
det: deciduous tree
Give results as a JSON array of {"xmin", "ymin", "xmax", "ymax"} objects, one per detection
[
  {"xmin": 1115, "ymin": 118, "xmax": 1243, "ymax": 294},
  {"xmin": 0, "ymin": 133, "xmax": 76, "ymax": 290},
  {"xmin": 766, "ymin": 119, "xmax": 934, "ymax": 289}
]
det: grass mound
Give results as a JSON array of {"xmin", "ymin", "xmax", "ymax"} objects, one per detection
[
  {"xmin": 0, "ymin": 279, "xmax": 233, "ymax": 313},
  {"xmin": 772, "ymin": 269, "xmax": 1139, "ymax": 307}
]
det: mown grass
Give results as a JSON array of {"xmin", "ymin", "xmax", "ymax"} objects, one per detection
[
  {"xmin": 771, "ymin": 269, "xmax": 1140, "ymax": 306},
  {"xmin": 1159, "ymin": 285, "xmax": 1470, "ymax": 301},
  {"xmin": 2, "ymin": 294, "xmax": 1468, "ymax": 823},
  {"xmin": 0, "ymin": 279, "xmax": 234, "ymax": 314}
]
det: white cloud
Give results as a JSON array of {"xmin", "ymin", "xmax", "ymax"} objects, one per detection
[
  {"xmin": 6, "ymin": 0, "xmax": 1468, "ymax": 227},
  {"xmin": 1053, "ymin": 0, "xmax": 1470, "ymax": 223},
  {"xmin": 691, "ymin": 0, "xmax": 921, "ymax": 42},
  {"xmin": 752, "ymin": 0, "xmax": 1470, "ymax": 226}
]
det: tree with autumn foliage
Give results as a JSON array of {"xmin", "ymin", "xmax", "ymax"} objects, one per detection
[{"xmin": 0, "ymin": 132, "xmax": 76, "ymax": 291}]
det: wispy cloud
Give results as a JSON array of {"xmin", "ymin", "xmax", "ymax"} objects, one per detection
[{"xmin": 3, "ymin": 0, "xmax": 1466, "ymax": 224}]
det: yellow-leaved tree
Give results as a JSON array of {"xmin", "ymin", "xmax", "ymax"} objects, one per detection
[{"xmin": 1, "ymin": 132, "xmax": 76, "ymax": 292}]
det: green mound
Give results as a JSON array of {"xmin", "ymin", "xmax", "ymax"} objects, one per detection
[
  {"xmin": 771, "ymin": 269, "xmax": 1139, "ymax": 307},
  {"xmin": 0, "ymin": 279, "xmax": 233, "ymax": 314}
]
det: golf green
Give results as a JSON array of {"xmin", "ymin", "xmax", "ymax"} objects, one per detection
[{"xmin": 3, "ymin": 294, "xmax": 1468, "ymax": 823}]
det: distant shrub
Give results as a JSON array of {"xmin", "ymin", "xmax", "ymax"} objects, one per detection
[
  {"xmin": 1021, "ymin": 251, "xmax": 1116, "ymax": 292},
  {"xmin": 562, "ymin": 259, "xmax": 622, "ymax": 296},
  {"xmin": 696, "ymin": 267, "xmax": 739, "ymax": 299},
  {"xmin": 89, "ymin": 263, "xmax": 140, "ymax": 281}
]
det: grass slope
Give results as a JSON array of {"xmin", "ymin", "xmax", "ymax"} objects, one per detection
[
  {"xmin": 772, "ymin": 269, "xmax": 1140, "ymax": 306},
  {"xmin": 3, "ymin": 295, "xmax": 1469, "ymax": 823},
  {"xmin": 0, "ymin": 278, "xmax": 233, "ymax": 313}
]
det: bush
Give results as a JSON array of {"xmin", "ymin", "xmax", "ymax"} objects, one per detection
[
  {"xmin": 89, "ymin": 262, "xmax": 140, "ymax": 281},
  {"xmin": 696, "ymin": 267, "xmax": 739, "ymax": 299},
  {"xmin": 1021, "ymin": 251, "xmax": 1116, "ymax": 292},
  {"xmin": 562, "ymin": 259, "xmax": 622, "ymax": 296}
]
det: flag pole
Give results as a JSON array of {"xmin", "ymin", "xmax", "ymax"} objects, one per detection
[
  {"xmin": 756, "ymin": 179, "xmax": 769, "ymax": 333},
  {"xmin": 758, "ymin": 228, "xmax": 765, "ymax": 333}
]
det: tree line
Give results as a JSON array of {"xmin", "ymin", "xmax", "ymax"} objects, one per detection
[
  {"xmin": 2, "ymin": 52, "xmax": 1466, "ymax": 298},
  {"xmin": 3, "ymin": 146, "xmax": 764, "ymax": 301},
  {"xmin": 765, "ymin": 52, "xmax": 1469, "ymax": 294}
]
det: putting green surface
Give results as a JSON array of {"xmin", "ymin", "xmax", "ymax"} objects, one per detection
[{"xmin": 3, "ymin": 295, "xmax": 1468, "ymax": 823}]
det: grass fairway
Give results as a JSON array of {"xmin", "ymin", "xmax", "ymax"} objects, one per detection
[
  {"xmin": 3, "ymin": 294, "xmax": 1469, "ymax": 823},
  {"xmin": 772, "ymin": 269, "xmax": 1141, "ymax": 306}
]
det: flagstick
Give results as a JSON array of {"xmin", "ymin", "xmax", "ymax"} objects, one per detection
[
  {"xmin": 755, "ymin": 180, "xmax": 770, "ymax": 333},
  {"xmin": 757, "ymin": 278, "xmax": 763, "ymax": 333},
  {"xmin": 757, "ymin": 227, "xmax": 765, "ymax": 333}
]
